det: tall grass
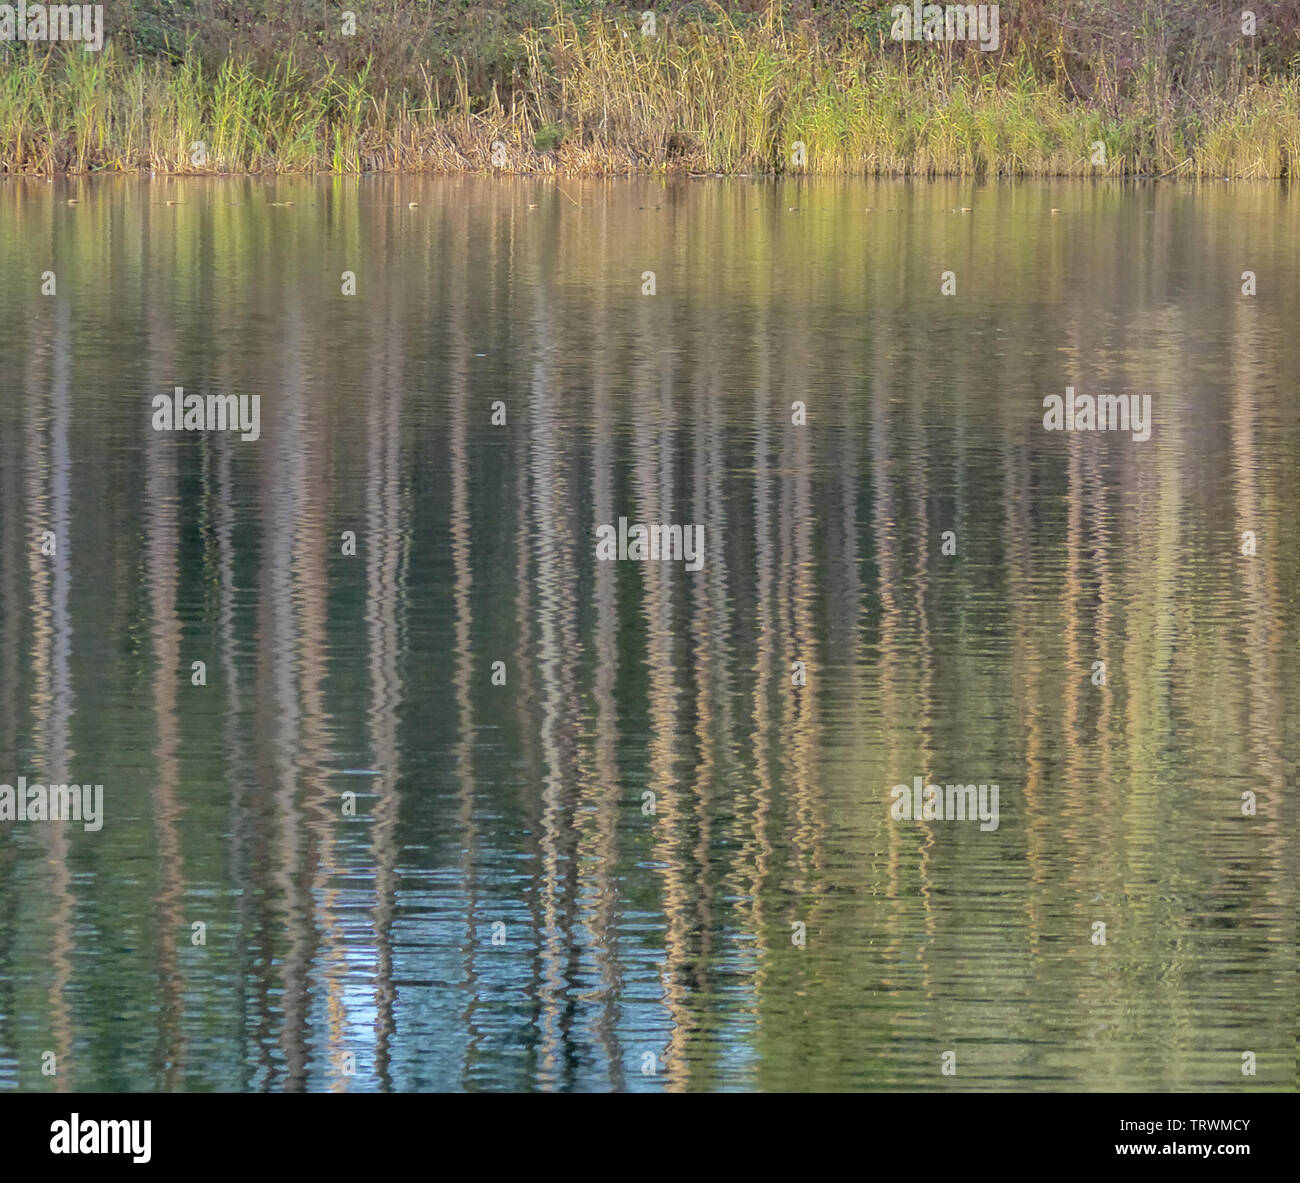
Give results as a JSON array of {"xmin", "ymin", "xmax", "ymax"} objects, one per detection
[{"xmin": 1, "ymin": 10, "xmax": 1296, "ymax": 178}]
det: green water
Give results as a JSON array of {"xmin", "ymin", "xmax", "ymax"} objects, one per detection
[{"xmin": 0, "ymin": 176, "xmax": 1294, "ymax": 1091}]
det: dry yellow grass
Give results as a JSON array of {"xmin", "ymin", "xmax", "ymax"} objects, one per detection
[{"xmin": 1, "ymin": 12, "xmax": 1296, "ymax": 178}]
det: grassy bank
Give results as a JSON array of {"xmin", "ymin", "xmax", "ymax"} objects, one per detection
[{"xmin": 2, "ymin": 3, "xmax": 1298, "ymax": 178}]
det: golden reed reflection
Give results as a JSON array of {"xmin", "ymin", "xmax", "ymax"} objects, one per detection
[
  {"xmin": 363, "ymin": 284, "xmax": 406, "ymax": 1091},
  {"xmin": 574, "ymin": 276, "xmax": 626, "ymax": 1089},
  {"xmin": 144, "ymin": 277, "xmax": 186, "ymax": 1090},
  {"xmin": 26, "ymin": 302, "xmax": 76, "ymax": 1091},
  {"xmin": 443, "ymin": 190, "xmax": 497, "ymax": 1087}
]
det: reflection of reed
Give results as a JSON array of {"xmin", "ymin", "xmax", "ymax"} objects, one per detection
[
  {"xmin": 906, "ymin": 386, "xmax": 937, "ymax": 996},
  {"xmin": 144, "ymin": 312, "xmax": 186, "ymax": 1090},
  {"xmin": 527, "ymin": 246, "xmax": 584, "ymax": 1090},
  {"xmin": 783, "ymin": 350, "xmax": 825, "ymax": 901},
  {"xmin": 873, "ymin": 354, "xmax": 906, "ymax": 922},
  {"xmin": 830, "ymin": 387, "xmax": 869, "ymax": 785},
  {"xmin": 0, "ymin": 365, "xmax": 19, "ymax": 1085},
  {"xmin": 640, "ymin": 340, "xmax": 692, "ymax": 1091},
  {"xmin": 1120, "ymin": 432, "xmax": 1172, "ymax": 892},
  {"xmin": 446, "ymin": 207, "xmax": 483, "ymax": 1087},
  {"xmin": 1084, "ymin": 449, "xmax": 1115, "ymax": 847},
  {"xmin": 1004, "ymin": 437, "xmax": 1047, "ymax": 958},
  {"xmin": 574, "ymin": 282, "xmax": 625, "ymax": 1089},
  {"xmin": 1229, "ymin": 302, "xmax": 1288, "ymax": 938},
  {"xmin": 1081, "ymin": 440, "xmax": 1127, "ymax": 1078},
  {"xmin": 364, "ymin": 290, "xmax": 407, "ymax": 1092},
  {"xmin": 1060, "ymin": 438, "xmax": 1088, "ymax": 895},
  {"xmin": 512, "ymin": 350, "xmax": 545, "ymax": 1084},
  {"xmin": 212, "ymin": 438, "xmax": 258, "ymax": 1086},
  {"xmin": 1117, "ymin": 389, "xmax": 1186, "ymax": 1078},
  {"xmin": 530, "ymin": 329, "xmax": 565, "ymax": 1087},
  {"xmin": 261, "ymin": 324, "xmax": 307, "ymax": 1089},
  {"xmin": 683, "ymin": 337, "xmax": 731, "ymax": 1087},
  {"xmin": 744, "ymin": 303, "xmax": 774, "ymax": 1053},
  {"xmin": 286, "ymin": 327, "xmax": 345, "ymax": 1093},
  {"xmin": 0, "ymin": 353, "xmax": 19, "ymax": 768},
  {"xmin": 25, "ymin": 302, "xmax": 76, "ymax": 1090}
]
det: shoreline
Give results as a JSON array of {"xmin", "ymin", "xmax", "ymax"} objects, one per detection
[
  {"xmin": 7, "ymin": 170, "xmax": 1291, "ymax": 184},
  {"xmin": 10, "ymin": 170, "xmax": 1294, "ymax": 182},
  {"xmin": 2, "ymin": 11, "xmax": 1297, "ymax": 181}
]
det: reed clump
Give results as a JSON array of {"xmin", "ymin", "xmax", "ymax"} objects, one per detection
[{"xmin": 1, "ymin": 4, "xmax": 1296, "ymax": 178}]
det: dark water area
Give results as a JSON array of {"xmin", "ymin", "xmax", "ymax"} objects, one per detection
[{"xmin": 0, "ymin": 175, "xmax": 1294, "ymax": 1091}]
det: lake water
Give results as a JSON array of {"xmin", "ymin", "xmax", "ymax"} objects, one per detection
[{"xmin": 0, "ymin": 176, "xmax": 1294, "ymax": 1092}]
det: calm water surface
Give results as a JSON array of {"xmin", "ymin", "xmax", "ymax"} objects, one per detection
[{"xmin": 0, "ymin": 176, "xmax": 1294, "ymax": 1092}]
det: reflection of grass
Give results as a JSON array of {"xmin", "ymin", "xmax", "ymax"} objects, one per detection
[{"xmin": 1, "ymin": 11, "xmax": 1297, "ymax": 177}]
